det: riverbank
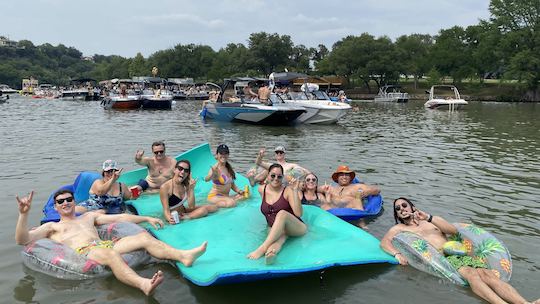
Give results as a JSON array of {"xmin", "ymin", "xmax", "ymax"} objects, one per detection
[{"xmin": 346, "ymin": 79, "xmax": 533, "ymax": 102}]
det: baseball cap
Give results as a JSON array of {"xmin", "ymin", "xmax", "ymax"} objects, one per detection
[
  {"xmin": 274, "ymin": 146, "xmax": 286, "ymax": 152},
  {"xmin": 216, "ymin": 144, "xmax": 230, "ymax": 154},
  {"xmin": 102, "ymin": 160, "xmax": 118, "ymax": 171}
]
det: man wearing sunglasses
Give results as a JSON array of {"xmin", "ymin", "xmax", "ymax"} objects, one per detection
[
  {"xmin": 134, "ymin": 141, "xmax": 176, "ymax": 192},
  {"xmin": 254, "ymin": 146, "xmax": 309, "ymax": 184},
  {"xmin": 15, "ymin": 190, "xmax": 207, "ymax": 296},
  {"xmin": 380, "ymin": 197, "xmax": 538, "ymax": 304}
]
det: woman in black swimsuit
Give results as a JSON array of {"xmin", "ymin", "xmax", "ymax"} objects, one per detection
[
  {"xmin": 247, "ymin": 163, "xmax": 307, "ymax": 265},
  {"xmin": 160, "ymin": 160, "xmax": 218, "ymax": 224},
  {"xmin": 298, "ymin": 173, "xmax": 332, "ymax": 210}
]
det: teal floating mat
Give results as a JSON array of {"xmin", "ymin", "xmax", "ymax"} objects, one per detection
[{"xmin": 119, "ymin": 143, "xmax": 397, "ymax": 286}]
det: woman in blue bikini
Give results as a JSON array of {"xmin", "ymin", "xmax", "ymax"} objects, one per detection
[
  {"xmin": 204, "ymin": 144, "xmax": 246, "ymax": 208},
  {"xmin": 160, "ymin": 160, "xmax": 218, "ymax": 224}
]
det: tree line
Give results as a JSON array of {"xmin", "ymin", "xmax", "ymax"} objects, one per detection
[{"xmin": 0, "ymin": 0, "xmax": 538, "ymax": 99}]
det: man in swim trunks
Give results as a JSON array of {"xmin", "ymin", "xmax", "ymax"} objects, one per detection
[
  {"xmin": 257, "ymin": 83, "xmax": 271, "ymax": 105},
  {"xmin": 380, "ymin": 197, "xmax": 539, "ymax": 304},
  {"xmin": 15, "ymin": 189, "xmax": 207, "ymax": 296},
  {"xmin": 135, "ymin": 141, "xmax": 176, "ymax": 192},
  {"xmin": 326, "ymin": 165, "xmax": 380, "ymax": 210},
  {"xmin": 254, "ymin": 146, "xmax": 309, "ymax": 184}
]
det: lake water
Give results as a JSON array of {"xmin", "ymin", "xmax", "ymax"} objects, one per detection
[{"xmin": 1, "ymin": 96, "xmax": 538, "ymax": 303}]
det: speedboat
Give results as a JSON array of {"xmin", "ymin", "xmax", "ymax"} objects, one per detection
[
  {"xmin": 374, "ymin": 85, "xmax": 409, "ymax": 103},
  {"xmin": 201, "ymin": 101, "xmax": 305, "ymax": 125},
  {"xmin": 0, "ymin": 84, "xmax": 18, "ymax": 94},
  {"xmin": 101, "ymin": 94, "xmax": 141, "ymax": 110},
  {"xmin": 277, "ymin": 83, "xmax": 351, "ymax": 124},
  {"xmin": 424, "ymin": 85, "xmax": 468, "ymax": 110},
  {"xmin": 140, "ymin": 89, "xmax": 173, "ymax": 109}
]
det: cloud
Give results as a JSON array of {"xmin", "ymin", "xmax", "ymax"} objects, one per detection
[{"xmin": 137, "ymin": 14, "xmax": 224, "ymax": 29}]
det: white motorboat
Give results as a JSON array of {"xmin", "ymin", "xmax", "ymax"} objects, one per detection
[
  {"xmin": 0, "ymin": 84, "xmax": 17, "ymax": 94},
  {"xmin": 277, "ymin": 84, "xmax": 351, "ymax": 124},
  {"xmin": 424, "ymin": 85, "xmax": 468, "ymax": 110},
  {"xmin": 374, "ymin": 85, "xmax": 409, "ymax": 103}
]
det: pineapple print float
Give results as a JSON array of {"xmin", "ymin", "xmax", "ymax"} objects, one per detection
[{"xmin": 412, "ymin": 239, "xmax": 432, "ymax": 261}]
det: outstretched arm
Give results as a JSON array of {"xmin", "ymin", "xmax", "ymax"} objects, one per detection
[
  {"xmin": 380, "ymin": 225, "xmax": 408, "ymax": 265},
  {"xmin": 135, "ymin": 149, "xmax": 150, "ymax": 166},
  {"xmin": 15, "ymin": 191, "xmax": 53, "ymax": 245},
  {"xmin": 358, "ymin": 184, "xmax": 380, "ymax": 197},
  {"xmin": 286, "ymin": 178, "xmax": 303, "ymax": 217},
  {"xmin": 94, "ymin": 213, "xmax": 164, "ymax": 229}
]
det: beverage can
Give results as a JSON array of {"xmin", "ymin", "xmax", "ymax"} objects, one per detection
[
  {"xmin": 244, "ymin": 185, "xmax": 250, "ymax": 198},
  {"xmin": 171, "ymin": 211, "xmax": 180, "ymax": 224}
]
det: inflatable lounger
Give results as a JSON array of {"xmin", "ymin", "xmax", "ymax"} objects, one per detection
[
  {"xmin": 41, "ymin": 171, "xmax": 101, "ymax": 224},
  {"xmin": 21, "ymin": 222, "xmax": 150, "ymax": 280},
  {"xmin": 327, "ymin": 194, "xmax": 383, "ymax": 221},
  {"xmin": 392, "ymin": 223, "xmax": 512, "ymax": 286},
  {"xmin": 119, "ymin": 143, "xmax": 397, "ymax": 286}
]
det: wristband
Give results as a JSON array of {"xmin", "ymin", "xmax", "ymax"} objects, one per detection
[{"xmin": 427, "ymin": 214, "xmax": 433, "ymax": 222}]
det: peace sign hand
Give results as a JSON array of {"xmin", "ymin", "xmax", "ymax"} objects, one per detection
[
  {"xmin": 112, "ymin": 168, "xmax": 123, "ymax": 181},
  {"xmin": 255, "ymin": 148, "xmax": 265, "ymax": 165},
  {"xmin": 189, "ymin": 178, "xmax": 198, "ymax": 190},
  {"xmin": 16, "ymin": 191, "xmax": 34, "ymax": 214},
  {"xmin": 289, "ymin": 178, "xmax": 301, "ymax": 191},
  {"xmin": 210, "ymin": 165, "xmax": 219, "ymax": 179}
]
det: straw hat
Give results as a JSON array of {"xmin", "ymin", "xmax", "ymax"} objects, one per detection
[{"xmin": 331, "ymin": 165, "xmax": 355, "ymax": 182}]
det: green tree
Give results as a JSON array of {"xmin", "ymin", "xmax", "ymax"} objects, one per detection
[
  {"xmin": 429, "ymin": 26, "xmax": 475, "ymax": 84},
  {"xmin": 395, "ymin": 34, "xmax": 433, "ymax": 89},
  {"xmin": 489, "ymin": 0, "xmax": 540, "ymax": 99},
  {"xmin": 247, "ymin": 32, "xmax": 294, "ymax": 75},
  {"xmin": 128, "ymin": 52, "xmax": 148, "ymax": 77}
]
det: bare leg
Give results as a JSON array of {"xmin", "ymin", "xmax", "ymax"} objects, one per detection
[
  {"xmin": 113, "ymin": 232, "xmax": 207, "ymax": 267},
  {"xmin": 88, "ymin": 248, "xmax": 164, "ymax": 295},
  {"xmin": 477, "ymin": 269, "xmax": 529, "ymax": 304},
  {"xmin": 265, "ymin": 234, "xmax": 287, "ymax": 265},
  {"xmin": 247, "ymin": 210, "xmax": 306, "ymax": 260},
  {"xmin": 208, "ymin": 195, "xmax": 237, "ymax": 208},
  {"xmin": 458, "ymin": 267, "xmax": 507, "ymax": 304}
]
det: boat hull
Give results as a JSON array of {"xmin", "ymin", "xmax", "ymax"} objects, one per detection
[
  {"xmin": 203, "ymin": 103, "xmax": 305, "ymax": 125},
  {"xmin": 424, "ymin": 99, "xmax": 468, "ymax": 110},
  {"xmin": 283, "ymin": 100, "xmax": 351, "ymax": 124},
  {"xmin": 140, "ymin": 97, "xmax": 173, "ymax": 109},
  {"xmin": 102, "ymin": 96, "xmax": 141, "ymax": 110}
]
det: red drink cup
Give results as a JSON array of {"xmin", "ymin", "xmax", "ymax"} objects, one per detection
[{"xmin": 130, "ymin": 186, "xmax": 141, "ymax": 199}]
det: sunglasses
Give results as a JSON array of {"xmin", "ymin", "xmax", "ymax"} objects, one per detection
[
  {"xmin": 55, "ymin": 197, "xmax": 74, "ymax": 205},
  {"xmin": 270, "ymin": 174, "xmax": 284, "ymax": 180},
  {"xmin": 176, "ymin": 166, "xmax": 190, "ymax": 173},
  {"xmin": 153, "ymin": 150, "xmax": 165, "ymax": 155},
  {"xmin": 104, "ymin": 169, "xmax": 118, "ymax": 173},
  {"xmin": 394, "ymin": 202, "xmax": 409, "ymax": 211},
  {"xmin": 275, "ymin": 151, "xmax": 285, "ymax": 154},
  {"xmin": 305, "ymin": 178, "xmax": 317, "ymax": 182}
]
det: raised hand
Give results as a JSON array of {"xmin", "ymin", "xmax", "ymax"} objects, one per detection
[
  {"xmin": 255, "ymin": 148, "xmax": 265, "ymax": 165},
  {"xmin": 414, "ymin": 209, "xmax": 430, "ymax": 221},
  {"xmin": 320, "ymin": 183, "xmax": 331, "ymax": 193},
  {"xmin": 210, "ymin": 165, "xmax": 219, "ymax": 179},
  {"xmin": 135, "ymin": 149, "xmax": 144, "ymax": 160},
  {"xmin": 112, "ymin": 168, "xmax": 123, "ymax": 181},
  {"xmin": 246, "ymin": 168, "xmax": 256, "ymax": 178},
  {"xmin": 189, "ymin": 178, "xmax": 198, "ymax": 190},
  {"xmin": 16, "ymin": 191, "xmax": 34, "ymax": 214},
  {"xmin": 289, "ymin": 178, "xmax": 301, "ymax": 191}
]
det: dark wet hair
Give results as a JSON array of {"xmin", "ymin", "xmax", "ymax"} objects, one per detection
[
  {"xmin": 176, "ymin": 159, "xmax": 191, "ymax": 187},
  {"xmin": 268, "ymin": 163, "xmax": 284, "ymax": 174},
  {"xmin": 393, "ymin": 197, "xmax": 416, "ymax": 224},
  {"xmin": 152, "ymin": 141, "xmax": 165, "ymax": 149},
  {"xmin": 54, "ymin": 189, "xmax": 74, "ymax": 201}
]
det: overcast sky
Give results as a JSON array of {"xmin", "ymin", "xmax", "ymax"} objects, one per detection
[{"xmin": 1, "ymin": 0, "xmax": 491, "ymax": 58}]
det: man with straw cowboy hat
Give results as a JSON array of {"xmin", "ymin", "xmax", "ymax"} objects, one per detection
[{"xmin": 326, "ymin": 165, "xmax": 380, "ymax": 210}]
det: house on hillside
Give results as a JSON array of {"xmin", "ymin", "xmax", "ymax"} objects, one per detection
[{"xmin": 0, "ymin": 36, "xmax": 17, "ymax": 48}]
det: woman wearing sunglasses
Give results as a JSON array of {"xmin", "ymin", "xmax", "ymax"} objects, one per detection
[
  {"xmin": 75, "ymin": 160, "xmax": 133, "ymax": 214},
  {"xmin": 204, "ymin": 144, "xmax": 246, "ymax": 208},
  {"xmin": 160, "ymin": 160, "xmax": 218, "ymax": 224},
  {"xmin": 298, "ymin": 173, "xmax": 332, "ymax": 209},
  {"xmin": 247, "ymin": 163, "xmax": 307, "ymax": 265}
]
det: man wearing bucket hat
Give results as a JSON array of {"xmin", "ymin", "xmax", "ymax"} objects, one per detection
[{"xmin": 326, "ymin": 165, "xmax": 380, "ymax": 210}]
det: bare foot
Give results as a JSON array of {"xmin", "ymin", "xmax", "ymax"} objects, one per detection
[
  {"xmin": 247, "ymin": 247, "xmax": 266, "ymax": 260},
  {"xmin": 179, "ymin": 241, "xmax": 207, "ymax": 267},
  {"xmin": 265, "ymin": 249, "xmax": 277, "ymax": 265},
  {"xmin": 141, "ymin": 270, "xmax": 164, "ymax": 296}
]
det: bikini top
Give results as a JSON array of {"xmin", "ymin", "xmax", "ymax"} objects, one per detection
[
  {"xmin": 169, "ymin": 182, "xmax": 187, "ymax": 209},
  {"xmin": 212, "ymin": 168, "xmax": 233, "ymax": 186}
]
